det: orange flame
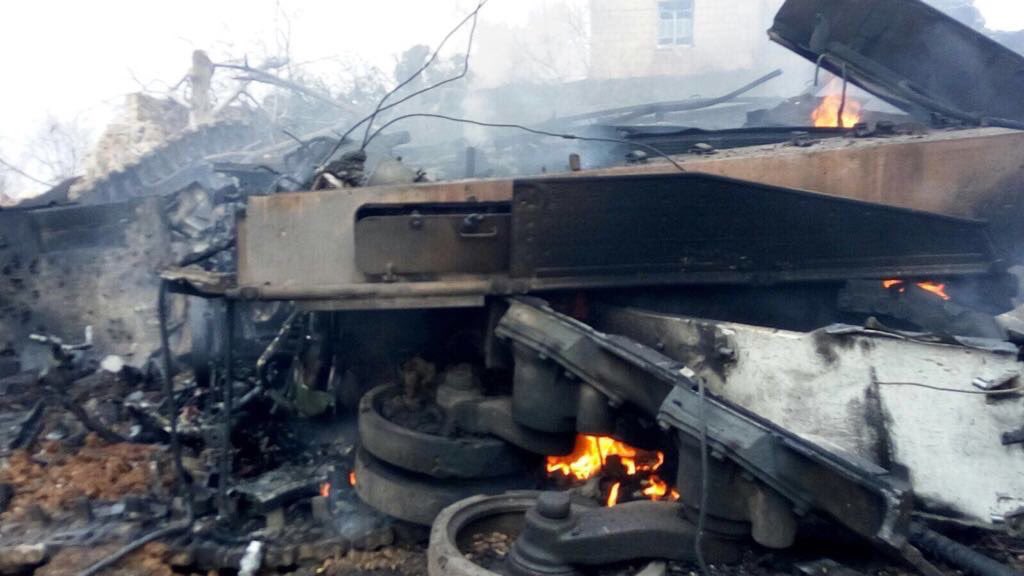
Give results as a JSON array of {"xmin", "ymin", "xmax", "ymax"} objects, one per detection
[
  {"xmin": 643, "ymin": 476, "xmax": 670, "ymax": 499},
  {"xmin": 349, "ymin": 471, "xmax": 357, "ymax": 487},
  {"xmin": 916, "ymin": 282, "xmax": 951, "ymax": 301},
  {"xmin": 882, "ymin": 279, "xmax": 951, "ymax": 301},
  {"xmin": 320, "ymin": 482, "xmax": 331, "ymax": 498},
  {"xmin": 812, "ymin": 79, "xmax": 862, "ymax": 128},
  {"xmin": 607, "ymin": 482, "xmax": 622, "ymax": 507},
  {"xmin": 546, "ymin": 435, "xmax": 676, "ymax": 506}
]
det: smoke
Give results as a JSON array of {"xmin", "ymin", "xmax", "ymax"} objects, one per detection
[{"xmin": 973, "ymin": 0, "xmax": 1024, "ymax": 32}]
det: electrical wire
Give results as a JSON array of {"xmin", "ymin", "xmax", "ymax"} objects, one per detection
[
  {"xmin": 0, "ymin": 156, "xmax": 55, "ymax": 187},
  {"xmin": 318, "ymin": 1, "xmax": 488, "ymax": 167},
  {"xmin": 360, "ymin": 0, "xmax": 487, "ymax": 148},
  {"xmin": 875, "ymin": 381, "xmax": 1023, "ymax": 395},
  {"xmin": 694, "ymin": 377, "xmax": 711, "ymax": 576},
  {"xmin": 361, "ymin": 112, "xmax": 689, "ymax": 173},
  {"xmin": 76, "ymin": 521, "xmax": 191, "ymax": 576}
]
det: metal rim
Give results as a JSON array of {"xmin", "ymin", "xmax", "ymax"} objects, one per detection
[
  {"xmin": 354, "ymin": 448, "xmax": 537, "ymax": 526},
  {"xmin": 359, "ymin": 384, "xmax": 535, "ymax": 479},
  {"xmin": 428, "ymin": 492, "xmax": 664, "ymax": 576},
  {"xmin": 428, "ymin": 491, "xmax": 542, "ymax": 576}
]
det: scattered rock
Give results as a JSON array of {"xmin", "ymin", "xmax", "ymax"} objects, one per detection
[{"xmin": 0, "ymin": 543, "xmax": 50, "ymax": 575}]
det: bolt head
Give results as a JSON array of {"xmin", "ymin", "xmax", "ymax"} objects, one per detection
[{"xmin": 536, "ymin": 491, "xmax": 571, "ymax": 520}]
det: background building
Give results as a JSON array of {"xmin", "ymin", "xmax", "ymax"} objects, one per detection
[{"xmin": 589, "ymin": 0, "xmax": 789, "ymax": 79}]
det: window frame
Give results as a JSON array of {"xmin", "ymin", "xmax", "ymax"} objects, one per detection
[{"xmin": 657, "ymin": 0, "xmax": 695, "ymax": 47}]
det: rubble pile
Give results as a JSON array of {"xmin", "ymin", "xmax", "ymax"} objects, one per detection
[
  {"xmin": 2, "ymin": 1, "xmax": 1024, "ymax": 575},
  {"xmin": 1, "ymin": 437, "xmax": 166, "ymax": 521}
]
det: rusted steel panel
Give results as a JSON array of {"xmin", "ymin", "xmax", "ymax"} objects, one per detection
[
  {"xmin": 236, "ymin": 170, "xmax": 996, "ymax": 303},
  {"xmin": 586, "ymin": 129, "xmax": 1024, "ymax": 246},
  {"xmin": 236, "ymin": 179, "xmax": 513, "ymax": 291}
]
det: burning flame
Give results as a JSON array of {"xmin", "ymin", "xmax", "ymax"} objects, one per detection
[
  {"xmin": 546, "ymin": 435, "xmax": 677, "ymax": 506},
  {"xmin": 882, "ymin": 279, "xmax": 951, "ymax": 301},
  {"xmin": 812, "ymin": 79, "xmax": 862, "ymax": 128},
  {"xmin": 643, "ymin": 476, "xmax": 669, "ymax": 499},
  {"xmin": 320, "ymin": 472, "xmax": 356, "ymax": 497},
  {"xmin": 607, "ymin": 482, "xmax": 622, "ymax": 506},
  {"xmin": 916, "ymin": 282, "xmax": 951, "ymax": 301}
]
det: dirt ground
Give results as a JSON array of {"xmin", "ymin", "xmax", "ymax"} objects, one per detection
[{"xmin": 0, "ymin": 433, "xmax": 169, "ymax": 522}]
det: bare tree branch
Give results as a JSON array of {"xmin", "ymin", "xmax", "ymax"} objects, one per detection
[
  {"xmin": 0, "ymin": 155, "xmax": 55, "ymax": 187},
  {"xmin": 214, "ymin": 62, "xmax": 358, "ymax": 115}
]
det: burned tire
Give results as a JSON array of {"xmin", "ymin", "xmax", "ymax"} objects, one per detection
[
  {"xmin": 428, "ymin": 492, "xmax": 663, "ymax": 576},
  {"xmin": 354, "ymin": 448, "xmax": 537, "ymax": 526},
  {"xmin": 359, "ymin": 385, "xmax": 537, "ymax": 479}
]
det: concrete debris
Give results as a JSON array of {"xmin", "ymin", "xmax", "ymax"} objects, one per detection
[
  {"xmin": 0, "ymin": 543, "xmax": 50, "ymax": 575},
  {"xmin": 101, "ymin": 355, "xmax": 126, "ymax": 374},
  {"xmin": 237, "ymin": 540, "xmax": 263, "ymax": 576}
]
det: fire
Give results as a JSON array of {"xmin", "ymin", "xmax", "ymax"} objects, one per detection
[
  {"xmin": 643, "ymin": 476, "xmax": 670, "ymax": 499},
  {"xmin": 916, "ymin": 282, "xmax": 951, "ymax": 301},
  {"xmin": 812, "ymin": 79, "xmax": 862, "ymax": 128},
  {"xmin": 607, "ymin": 482, "xmax": 622, "ymax": 507},
  {"xmin": 321, "ymin": 472, "xmax": 356, "ymax": 497},
  {"xmin": 882, "ymin": 279, "xmax": 951, "ymax": 301},
  {"xmin": 546, "ymin": 434, "xmax": 677, "ymax": 506}
]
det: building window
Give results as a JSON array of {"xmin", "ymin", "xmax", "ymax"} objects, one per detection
[{"xmin": 658, "ymin": 0, "xmax": 694, "ymax": 46}]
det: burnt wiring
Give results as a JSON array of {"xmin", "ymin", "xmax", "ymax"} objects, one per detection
[
  {"xmin": 316, "ymin": 0, "xmax": 687, "ymax": 179},
  {"xmin": 695, "ymin": 377, "xmax": 711, "ymax": 576},
  {"xmin": 813, "ymin": 53, "xmax": 850, "ymax": 128},
  {"xmin": 318, "ymin": 1, "xmax": 488, "ymax": 167},
  {"xmin": 360, "ymin": 112, "xmax": 689, "ymax": 173},
  {"xmin": 158, "ymin": 281, "xmax": 192, "ymax": 511},
  {"xmin": 875, "ymin": 381, "xmax": 1024, "ymax": 395},
  {"xmin": 360, "ymin": 0, "xmax": 487, "ymax": 149},
  {"xmin": 77, "ymin": 521, "xmax": 192, "ymax": 576}
]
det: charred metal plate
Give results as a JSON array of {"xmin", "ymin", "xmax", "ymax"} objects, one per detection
[
  {"xmin": 355, "ymin": 203, "xmax": 509, "ymax": 277},
  {"xmin": 510, "ymin": 173, "xmax": 993, "ymax": 284},
  {"xmin": 769, "ymin": 0, "xmax": 1024, "ymax": 127}
]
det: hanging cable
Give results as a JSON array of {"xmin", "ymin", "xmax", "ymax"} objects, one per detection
[
  {"xmin": 837, "ymin": 63, "xmax": 849, "ymax": 128},
  {"xmin": 875, "ymin": 381, "xmax": 1023, "ymax": 396},
  {"xmin": 694, "ymin": 377, "xmax": 711, "ymax": 576},
  {"xmin": 318, "ymin": 1, "xmax": 488, "ymax": 166},
  {"xmin": 360, "ymin": 112, "xmax": 689, "ymax": 173},
  {"xmin": 361, "ymin": 1, "xmax": 487, "ymax": 148}
]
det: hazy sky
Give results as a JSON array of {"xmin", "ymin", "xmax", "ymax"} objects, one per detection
[
  {"xmin": 974, "ymin": 0, "xmax": 1024, "ymax": 30},
  {"xmin": 1, "ymin": 0, "xmax": 1021, "ymax": 196}
]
